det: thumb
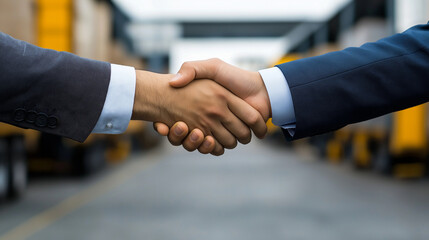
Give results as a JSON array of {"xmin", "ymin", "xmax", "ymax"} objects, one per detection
[
  {"xmin": 169, "ymin": 64, "xmax": 197, "ymax": 88},
  {"xmin": 153, "ymin": 122, "xmax": 170, "ymax": 136},
  {"xmin": 170, "ymin": 59, "xmax": 221, "ymax": 88}
]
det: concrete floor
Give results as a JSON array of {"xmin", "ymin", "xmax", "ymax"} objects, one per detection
[{"xmin": 1, "ymin": 139, "xmax": 429, "ymax": 240}]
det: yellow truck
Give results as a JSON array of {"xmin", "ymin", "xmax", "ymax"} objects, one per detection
[{"xmin": 0, "ymin": 125, "xmax": 27, "ymax": 199}]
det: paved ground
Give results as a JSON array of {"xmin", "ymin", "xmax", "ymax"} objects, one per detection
[{"xmin": 1, "ymin": 139, "xmax": 429, "ymax": 240}]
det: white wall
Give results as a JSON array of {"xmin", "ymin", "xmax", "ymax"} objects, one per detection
[
  {"xmin": 395, "ymin": 0, "xmax": 429, "ymax": 32},
  {"xmin": 113, "ymin": 0, "xmax": 351, "ymax": 22}
]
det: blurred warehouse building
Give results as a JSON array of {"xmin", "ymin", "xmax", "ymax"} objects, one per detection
[{"xmin": 0, "ymin": 0, "xmax": 428, "ymax": 199}]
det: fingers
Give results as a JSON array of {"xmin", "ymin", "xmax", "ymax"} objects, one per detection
[
  {"xmin": 167, "ymin": 122, "xmax": 189, "ymax": 146},
  {"xmin": 179, "ymin": 129, "xmax": 224, "ymax": 155},
  {"xmin": 169, "ymin": 58, "xmax": 222, "ymax": 88},
  {"xmin": 221, "ymin": 112, "xmax": 251, "ymax": 145},
  {"xmin": 227, "ymin": 94, "xmax": 267, "ymax": 139},
  {"xmin": 165, "ymin": 122, "xmax": 223, "ymax": 155},
  {"xmin": 182, "ymin": 129, "xmax": 205, "ymax": 152},
  {"xmin": 210, "ymin": 138, "xmax": 225, "ymax": 156},
  {"xmin": 153, "ymin": 122, "xmax": 170, "ymax": 136},
  {"xmin": 197, "ymin": 136, "xmax": 216, "ymax": 154},
  {"xmin": 210, "ymin": 121, "xmax": 238, "ymax": 150}
]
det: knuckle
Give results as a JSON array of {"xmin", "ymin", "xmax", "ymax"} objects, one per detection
[
  {"xmin": 247, "ymin": 112, "xmax": 261, "ymax": 126},
  {"xmin": 181, "ymin": 61, "xmax": 191, "ymax": 68},
  {"xmin": 207, "ymin": 108, "xmax": 224, "ymax": 119},
  {"xmin": 207, "ymin": 58, "xmax": 223, "ymax": 77},
  {"xmin": 196, "ymin": 120, "xmax": 212, "ymax": 135},
  {"xmin": 209, "ymin": 58, "xmax": 221, "ymax": 64},
  {"xmin": 215, "ymin": 91, "xmax": 228, "ymax": 101},
  {"xmin": 221, "ymin": 116, "xmax": 234, "ymax": 126}
]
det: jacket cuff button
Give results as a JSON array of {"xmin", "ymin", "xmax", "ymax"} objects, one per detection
[
  {"xmin": 35, "ymin": 113, "xmax": 48, "ymax": 127},
  {"xmin": 47, "ymin": 116, "xmax": 58, "ymax": 129},
  {"xmin": 106, "ymin": 122, "xmax": 113, "ymax": 129},
  {"xmin": 26, "ymin": 110, "xmax": 37, "ymax": 123},
  {"xmin": 13, "ymin": 108, "xmax": 26, "ymax": 122}
]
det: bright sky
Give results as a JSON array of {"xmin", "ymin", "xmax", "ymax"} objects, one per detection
[{"xmin": 113, "ymin": 0, "xmax": 352, "ymax": 22}]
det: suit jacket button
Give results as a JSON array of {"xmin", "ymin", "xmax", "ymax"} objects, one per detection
[
  {"xmin": 35, "ymin": 113, "xmax": 48, "ymax": 127},
  {"xmin": 14, "ymin": 108, "xmax": 26, "ymax": 122},
  {"xmin": 26, "ymin": 110, "xmax": 37, "ymax": 123},
  {"xmin": 47, "ymin": 116, "xmax": 58, "ymax": 129}
]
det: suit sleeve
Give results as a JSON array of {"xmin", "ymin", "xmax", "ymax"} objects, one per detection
[
  {"xmin": 276, "ymin": 23, "xmax": 429, "ymax": 140},
  {"xmin": 0, "ymin": 32, "xmax": 111, "ymax": 142}
]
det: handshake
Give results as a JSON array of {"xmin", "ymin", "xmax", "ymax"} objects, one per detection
[{"xmin": 131, "ymin": 58, "xmax": 272, "ymax": 156}]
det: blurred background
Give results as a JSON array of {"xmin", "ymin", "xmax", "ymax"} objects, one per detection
[{"xmin": 1, "ymin": 0, "xmax": 429, "ymax": 239}]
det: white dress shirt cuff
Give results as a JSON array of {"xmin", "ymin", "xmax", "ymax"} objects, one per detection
[
  {"xmin": 259, "ymin": 67, "xmax": 296, "ymax": 134},
  {"xmin": 92, "ymin": 64, "xmax": 136, "ymax": 134}
]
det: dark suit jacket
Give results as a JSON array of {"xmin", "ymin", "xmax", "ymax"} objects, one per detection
[
  {"xmin": 0, "ymin": 32, "xmax": 110, "ymax": 142},
  {"xmin": 277, "ymin": 23, "xmax": 429, "ymax": 140}
]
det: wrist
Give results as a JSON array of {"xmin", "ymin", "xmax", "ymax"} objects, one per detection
[
  {"xmin": 253, "ymin": 71, "xmax": 272, "ymax": 120},
  {"xmin": 132, "ymin": 70, "xmax": 173, "ymax": 122}
]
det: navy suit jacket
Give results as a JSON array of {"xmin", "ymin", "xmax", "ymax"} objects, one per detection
[
  {"xmin": 0, "ymin": 33, "xmax": 110, "ymax": 142},
  {"xmin": 277, "ymin": 23, "xmax": 429, "ymax": 140}
]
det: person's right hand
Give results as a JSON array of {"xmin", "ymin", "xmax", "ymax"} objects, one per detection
[
  {"xmin": 132, "ymin": 70, "xmax": 266, "ymax": 155},
  {"xmin": 154, "ymin": 58, "xmax": 272, "ymax": 153}
]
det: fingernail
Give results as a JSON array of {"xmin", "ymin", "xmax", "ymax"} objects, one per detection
[
  {"xmin": 170, "ymin": 73, "xmax": 181, "ymax": 82},
  {"xmin": 174, "ymin": 125, "xmax": 183, "ymax": 136},
  {"xmin": 190, "ymin": 131, "xmax": 199, "ymax": 142},
  {"xmin": 204, "ymin": 140, "xmax": 212, "ymax": 148}
]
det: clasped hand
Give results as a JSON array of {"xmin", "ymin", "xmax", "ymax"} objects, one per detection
[{"xmin": 147, "ymin": 58, "xmax": 272, "ymax": 155}]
